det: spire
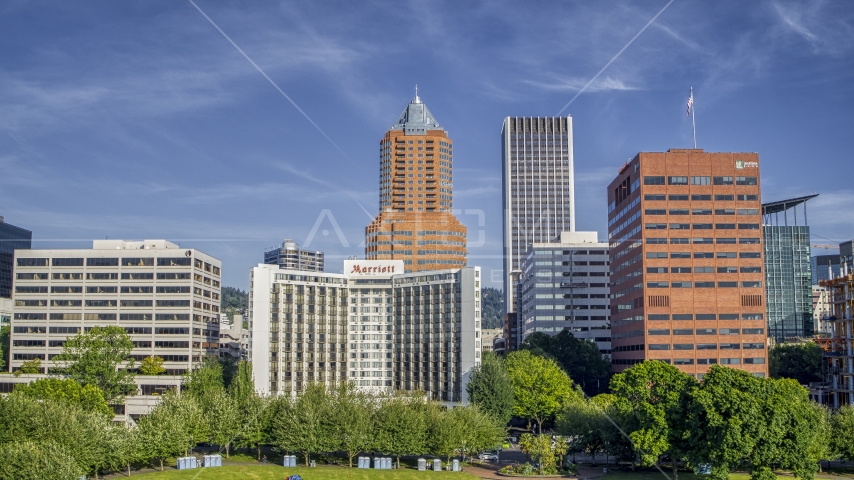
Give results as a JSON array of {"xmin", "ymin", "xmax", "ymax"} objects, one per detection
[{"xmin": 391, "ymin": 88, "xmax": 443, "ymax": 134}]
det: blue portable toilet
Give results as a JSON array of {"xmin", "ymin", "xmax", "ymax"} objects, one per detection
[{"xmin": 452, "ymin": 459, "xmax": 460, "ymax": 472}]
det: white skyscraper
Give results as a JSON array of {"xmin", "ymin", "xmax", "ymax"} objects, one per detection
[{"xmin": 501, "ymin": 117, "xmax": 576, "ymax": 328}]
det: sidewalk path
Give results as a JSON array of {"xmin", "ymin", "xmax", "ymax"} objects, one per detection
[{"xmin": 465, "ymin": 464, "xmax": 606, "ymax": 480}]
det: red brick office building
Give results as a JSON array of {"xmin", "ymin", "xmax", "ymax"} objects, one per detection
[{"xmin": 607, "ymin": 149, "xmax": 768, "ymax": 377}]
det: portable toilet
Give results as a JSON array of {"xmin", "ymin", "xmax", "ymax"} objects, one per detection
[
  {"xmin": 374, "ymin": 457, "xmax": 381, "ymax": 469},
  {"xmin": 418, "ymin": 458, "xmax": 426, "ymax": 471},
  {"xmin": 433, "ymin": 459, "xmax": 442, "ymax": 471},
  {"xmin": 452, "ymin": 459, "xmax": 460, "ymax": 472}
]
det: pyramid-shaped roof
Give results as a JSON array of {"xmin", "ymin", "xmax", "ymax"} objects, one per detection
[{"xmin": 391, "ymin": 91, "xmax": 444, "ymax": 134}]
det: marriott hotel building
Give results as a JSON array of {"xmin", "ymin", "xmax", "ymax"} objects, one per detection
[{"xmin": 249, "ymin": 260, "xmax": 482, "ymax": 403}]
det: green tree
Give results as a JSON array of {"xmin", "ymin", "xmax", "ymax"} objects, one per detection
[
  {"xmin": 221, "ymin": 355, "xmax": 239, "ymax": 388},
  {"xmin": 110, "ymin": 424, "xmax": 143, "ymax": 477},
  {"xmin": 0, "ymin": 391, "xmax": 115, "ymax": 479},
  {"xmin": 137, "ymin": 392, "xmax": 201, "ymax": 470},
  {"xmin": 15, "ymin": 377, "xmax": 111, "ymax": 417},
  {"xmin": 0, "ymin": 440, "xmax": 84, "ymax": 480},
  {"xmin": 229, "ymin": 361, "xmax": 254, "ymax": 404},
  {"xmin": 480, "ymin": 287, "xmax": 505, "ymax": 329},
  {"xmin": 769, "ymin": 341, "xmax": 823, "ymax": 384},
  {"xmin": 467, "ymin": 350, "xmax": 515, "ymax": 424},
  {"xmin": 208, "ymin": 388, "xmax": 241, "ymax": 458},
  {"xmin": 330, "ymin": 382, "xmax": 375, "ymax": 467},
  {"xmin": 831, "ymin": 405, "xmax": 854, "ymax": 461},
  {"xmin": 372, "ymin": 393, "xmax": 428, "ymax": 468},
  {"xmin": 453, "ymin": 404, "xmax": 506, "ymax": 463},
  {"xmin": 505, "ymin": 350, "xmax": 579, "ymax": 431},
  {"xmin": 611, "ymin": 360, "xmax": 696, "ymax": 478},
  {"xmin": 184, "ymin": 355, "xmax": 225, "ymax": 398},
  {"xmin": 183, "ymin": 355, "xmax": 227, "ymax": 443},
  {"xmin": 235, "ymin": 394, "xmax": 273, "ymax": 460},
  {"xmin": 16, "ymin": 357, "xmax": 42, "ymax": 375},
  {"xmin": 271, "ymin": 383, "xmax": 337, "ymax": 466},
  {"xmin": 0, "ymin": 325, "xmax": 9, "ymax": 372},
  {"xmin": 686, "ymin": 365, "xmax": 826, "ymax": 480},
  {"xmin": 519, "ymin": 433, "xmax": 569, "ymax": 475},
  {"xmin": 427, "ymin": 403, "xmax": 463, "ymax": 463},
  {"xmin": 557, "ymin": 394, "xmax": 618, "ymax": 464},
  {"xmin": 521, "ymin": 331, "xmax": 612, "ymax": 396},
  {"xmin": 53, "ymin": 325, "xmax": 136, "ymax": 403},
  {"xmin": 221, "ymin": 286, "xmax": 248, "ymax": 319},
  {"xmin": 139, "ymin": 355, "xmax": 165, "ymax": 375}
]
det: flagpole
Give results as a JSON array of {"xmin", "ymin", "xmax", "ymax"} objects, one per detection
[{"xmin": 691, "ymin": 86, "xmax": 696, "ymax": 148}]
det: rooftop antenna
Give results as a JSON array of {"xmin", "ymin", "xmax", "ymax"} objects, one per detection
[{"xmin": 414, "ymin": 84, "xmax": 421, "ymax": 103}]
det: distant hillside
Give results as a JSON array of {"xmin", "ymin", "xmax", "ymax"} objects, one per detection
[
  {"xmin": 481, "ymin": 287, "xmax": 504, "ymax": 329},
  {"xmin": 221, "ymin": 286, "xmax": 248, "ymax": 312}
]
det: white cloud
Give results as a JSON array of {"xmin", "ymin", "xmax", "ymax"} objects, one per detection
[
  {"xmin": 524, "ymin": 76, "xmax": 637, "ymax": 93},
  {"xmin": 773, "ymin": 3, "xmax": 818, "ymax": 43}
]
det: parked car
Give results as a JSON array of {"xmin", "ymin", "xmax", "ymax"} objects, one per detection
[{"xmin": 478, "ymin": 452, "xmax": 499, "ymax": 461}]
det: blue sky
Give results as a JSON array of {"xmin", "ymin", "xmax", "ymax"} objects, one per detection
[{"xmin": 1, "ymin": 0, "xmax": 852, "ymax": 291}]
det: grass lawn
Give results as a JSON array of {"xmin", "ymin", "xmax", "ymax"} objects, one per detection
[{"xmin": 132, "ymin": 465, "xmax": 483, "ymax": 480}]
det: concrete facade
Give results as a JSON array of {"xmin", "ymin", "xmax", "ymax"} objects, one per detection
[
  {"xmin": 264, "ymin": 239, "xmax": 324, "ymax": 272},
  {"xmin": 249, "ymin": 260, "xmax": 481, "ymax": 404},
  {"xmin": 819, "ymin": 273, "xmax": 854, "ymax": 408},
  {"xmin": 607, "ymin": 149, "xmax": 768, "ymax": 377},
  {"xmin": 219, "ymin": 314, "xmax": 248, "ymax": 361},
  {"xmin": 502, "ymin": 117, "xmax": 576, "ymax": 319},
  {"xmin": 516, "ymin": 231, "xmax": 610, "ymax": 354},
  {"xmin": 813, "ymin": 285, "xmax": 833, "ymax": 336},
  {"xmin": 10, "ymin": 240, "xmax": 221, "ymax": 374}
]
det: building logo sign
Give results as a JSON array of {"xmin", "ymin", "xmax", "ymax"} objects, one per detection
[
  {"xmin": 350, "ymin": 264, "xmax": 396, "ymax": 274},
  {"xmin": 735, "ymin": 159, "xmax": 758, "ymax": 169},
  {"xmin": 344, "ymin": 260, "xmax": 405, "ymax": 277}
]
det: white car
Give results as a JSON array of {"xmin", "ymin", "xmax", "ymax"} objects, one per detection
[{"xmin": 478, "ymin": 452, "xmax": 499, "ymax": 461}]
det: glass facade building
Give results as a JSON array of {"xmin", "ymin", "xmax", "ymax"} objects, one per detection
[
  {"xmin": 812, "ymin": 254, "xmax": 841, "ymax": 285},
  {"xmin": 763, "ymin": 226, "xmax": 813, "ymax": 340},
  {"xmin": 761, "ymin": 195, "xmax": 817, "ymax": 342},
  {"xmin": 0, "ymin": 217, "xmax": 32, "ymax": 299}
]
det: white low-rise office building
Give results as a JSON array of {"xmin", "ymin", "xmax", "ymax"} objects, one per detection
[
  {"xmin": 517, "ymin": 231, "xmax": 611, "ymax": 354},
  {"xmin": 10, "ymin": 240, "xmax": 222, "ymax": 374},
  {"xmin": 249, "ymin": 260, "xmax": 482, "ymax": 404}
]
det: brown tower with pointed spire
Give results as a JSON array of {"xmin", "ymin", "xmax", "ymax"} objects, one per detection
[{"xmin": 365, "ymin": 90, "xmax": 467, "ymax": 272}]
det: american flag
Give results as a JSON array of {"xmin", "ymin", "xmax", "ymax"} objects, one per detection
[{"xmin": 686, "ymin": 88, "xmax": 693, "ymax": 117}]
